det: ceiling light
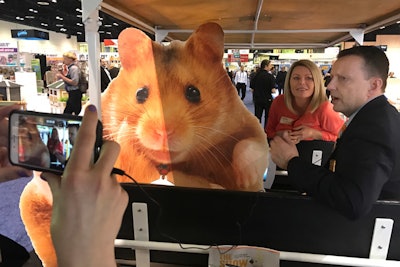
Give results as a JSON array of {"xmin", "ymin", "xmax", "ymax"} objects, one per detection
[
  {"xmin": 37, "ymin": 1, "xmax": 50, "ymax": 5},
  {"xmin": 77, "ymin": 32, "xmax": 82, "ymax": 35},
  {"xmin": 76, "ymin": 14, "xmax": 82, "ymax": 18},
  {"xmin": 99, "ymin": 30, "xmax": 104, "ymax": 33},
  {"xmin": 56, "ymin": 24, "xmax": 64, "ymax": 27},
  {"xmin": 380, "ymin": 26, "xmax": 385, "ymax": 29},
  {"xmin": 60, "ymin": 28, "xmax": 67, "ymax": 32},
  {"xmin": 113, "ymin": 22, "xmax": 119, "ymax": 26},
  {"xmin": 51, "ymin": 0, "xmax": 57, "ymax": 2},
  {"xmin": 106, "ymin": 31, "xmax": 111, "ymax": 34},
  {"xmin": 76, "ymin": 8, "xmax": 82, "ymax": 12},
  {"xmin": 29, "ymin": 8, "xmax": 38, "ymax": 13},
  {"xmin": 16, "ymin": 16, "xmax": 24, "ymax": 21},
  {"xmin": 41, "ymin": 23, "xmax": 48, "ymax": 26},
  {"xmin": 56, "ymin": 16, "xmax": 64, "ymax": 20},
  {"xmin": 104, "ymin": 24, "xmax": 112, "ymax": 27},
  {"xmin": 0, "ymin": 0, "xmax": 5, "ymax": 4},
  {"xmin": 25, "ymin": 15, "xmax": 35, "ymax": 19},
  {"xmin": 76, "ymin": 22, "xmax": 83, "ymax": 26}
]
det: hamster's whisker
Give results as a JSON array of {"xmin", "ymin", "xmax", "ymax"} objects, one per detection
[
  {"xmin": 192, "ymin": 125, "xmax": 240, "ymax": 142},
  {"xmin": 192, "ymin": 133, "xmax": 233, "ymax": 168},
  {"xmin": 186, "ymin": 144, "xmax": 232, "ymax": 183}
]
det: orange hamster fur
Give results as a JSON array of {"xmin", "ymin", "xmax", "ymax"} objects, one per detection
[
  {"xmin": 102, "ymin": 22, "xmax": 268, "ymax": 190},
  {"xmin": 19, "ymin": 22, "xmax": 268, "ymax": 267}
]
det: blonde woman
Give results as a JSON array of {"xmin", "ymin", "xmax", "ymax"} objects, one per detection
[{"xmin": 266, "ymin": 60, "xmax": 343, "ymax": 143}]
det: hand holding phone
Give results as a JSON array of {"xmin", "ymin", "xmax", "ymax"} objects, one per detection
[
  {"xmin": 8, "ymin": 110, "xmax": 102, "ymax": 174},
  {"xmin": 41, "ymin": 105, "xmax": 127, "ymax": 267}
]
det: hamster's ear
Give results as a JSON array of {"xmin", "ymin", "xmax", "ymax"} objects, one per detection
[
  {"xmin": 185, "ymin": 22, "xmax": 224, "ymax": 64},
  {"xmin": 118, "ymin": 28, "xmax": 153, "ymax": 70}
]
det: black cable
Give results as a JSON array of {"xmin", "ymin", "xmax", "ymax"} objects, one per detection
[
  {"xmin": 111, "ymin": 167, "xmax": 258, "ymax": 254},
  {"xmin": 112, "ymin": 167, "xmax": 214, "ymax": 251}
]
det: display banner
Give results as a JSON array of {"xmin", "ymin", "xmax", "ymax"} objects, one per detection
[
  {"xmin": 31, "ymin": 58, "xmax": 42, "ymax": 80},
  {"xmin": 0, "ymin": 42, "xmax": 18, "ymax": 65}
]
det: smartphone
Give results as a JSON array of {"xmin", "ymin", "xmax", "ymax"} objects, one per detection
[{"xmin": 8, "ymin": 110, "xmax": 102, "ymax": 174}]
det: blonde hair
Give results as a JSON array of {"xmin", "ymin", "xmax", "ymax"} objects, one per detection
[
  {"xmin": 63, "ymin": 52, "xmax": 77, "ymax": 60},
  {"xmin": 284, "ymin": 59, "xmax": 327, "ymax": 113}
]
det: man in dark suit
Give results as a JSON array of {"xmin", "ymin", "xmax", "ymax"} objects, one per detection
[
  {"xmin": 108, "ymin": 64, "xmax": 120, "ymax": 79},
  {"xmin": 100, "ymin": 58, "xmax": 112, "ymax": 93},
  {"xmin": 270, "ymin": 46, "xmax": 400, "ymax": 220},
  {"xmin": 275, "ymin": 66, "xmax": 287, "ymax": 94}
]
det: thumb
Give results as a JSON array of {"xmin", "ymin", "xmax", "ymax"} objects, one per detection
[
  {"xmin": 281, "ymin": 131, "xmax": 292, "ymax": 143},
  {"xmin": 41, "ymin": 172, "xmax": 61, "ymax": 204}
]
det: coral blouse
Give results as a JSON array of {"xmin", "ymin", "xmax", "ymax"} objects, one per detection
[{"xmin": 266, "ymin": 94, "xmax": 344, "ymax": 141}]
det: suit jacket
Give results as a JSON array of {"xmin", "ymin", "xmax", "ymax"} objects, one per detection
[
  {"xmin": 251, "ymin": 70, "xmax": 276, "ymax": 104},
  {"xmin": 108, "ymin": 66, "xmax": 120, "ymax": 79},
  {"xmin": 287, "ymin": 95, "xmax": 400, "ymax": 219},
  {"xmin": 100, "ymin": 66, "xmax": 112, "ymax": 92}
]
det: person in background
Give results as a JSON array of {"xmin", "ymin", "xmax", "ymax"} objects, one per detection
[
  {"xmin": 42, "ymin": 105, "xmax": 128, "ymax": 267},
  {"xmin": 275, "ymin": 66, "xmax": 287, "ymax": 95},
  {"xmin": 47, "ymin": 127, "xmax": 64, "ymax": 166},
  {"xmin": 226, "ymin": 67, "xmax": 234, "ymax": 84},
  {"xmin": 56, "ymin": 52, "xmax": 82, "ymax": 115},
  {"xmin": 108, "ymin": 63, "xmax": 120, "ymax": 79},
  {"xmin": 234, "ymin": 65, "xmax": 248, "ymax": 100},
  {"xmin": 323, "ymin": 61, "xmax": 335, "ymax": 98},
  {"xmin": 266, "ymin": 60, "xmax": 343, "ymax": 143},
  {"xmin": 251, "ymin": 59, "xmax": 276, "ymax": 128},
  {"xmin": 270, "ymin": 46, "xmax": 400, "ymax": 219},
  {"xmin": 67, "ymin": 123, "xmax": 79, "ymax": 147},
  {"xmin": 100, "ymin": 58, "xmax": 112, "ymax": 93},
  {"xmin": 43, "ymin": 66, "xmax": 52, "ymax": 90}
]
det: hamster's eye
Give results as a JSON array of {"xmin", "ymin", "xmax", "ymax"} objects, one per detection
[
  {"xmin": 136, "ymin": 87, "xmax": 149, "ymax": 103},
  {"xmin": 185, "ymin": 86, "xmax": 201, "ymax": 103}
]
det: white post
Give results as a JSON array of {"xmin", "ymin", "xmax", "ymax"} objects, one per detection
[{"xmin": 81, "ymin": 0, "xmax": 102, "ymax": 119}]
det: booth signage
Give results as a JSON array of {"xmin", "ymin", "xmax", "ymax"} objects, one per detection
[
  {"xmin": 0, "ymin": 42, "xmax": 18, "ymax": 53},
  {"xmin": 11, "ymin": 29, "xmax": 49, "ymax": 40}
]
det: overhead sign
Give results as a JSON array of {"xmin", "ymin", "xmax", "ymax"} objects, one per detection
[
  {"xmin": 104, "ymin": 39, "xmax": 118, "ymax": 47},
  {"xmin": 11, "ymin": 29, "xmax": 49, "ymax": 40}
]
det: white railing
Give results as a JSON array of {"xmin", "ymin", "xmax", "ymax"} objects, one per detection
[{"xmin": 114, "ymin": 203, "xmax": 398, "ymax": 267}]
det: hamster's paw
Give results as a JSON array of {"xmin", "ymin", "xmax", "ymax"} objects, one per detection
[{"xmin": 232, "ymin": 138, "xmax": 268, "ymax": 191}]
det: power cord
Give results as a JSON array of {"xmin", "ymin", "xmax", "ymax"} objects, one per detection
[
  {"xmin": 111, "ymin": 167, "xmax": 256, "ymax": 254},
  {"xmin": 112, "ymin": 167, "xmax": 212, "ymax": 251}
]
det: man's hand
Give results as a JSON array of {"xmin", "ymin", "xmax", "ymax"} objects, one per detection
[{"xmin": 270, "ymin": 131, "xmax": 299, "ymax": 170}]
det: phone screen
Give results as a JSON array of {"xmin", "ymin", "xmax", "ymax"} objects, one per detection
[{"xmin": 8, "ymin": 110, "xmax": 101, "ymax": 174}]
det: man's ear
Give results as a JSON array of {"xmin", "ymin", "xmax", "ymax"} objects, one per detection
[{"xmin": 368, "ymin": 77, "xmax": 384, "ymax": 96}]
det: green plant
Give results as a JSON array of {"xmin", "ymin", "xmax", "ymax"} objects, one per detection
[
  {"xmin": 58, "ymin": 96, "xmax": 68, "ymax": 102},
  {"xmin": 59, "ymin": 95, "xmax": 89, "ymax": 102}
]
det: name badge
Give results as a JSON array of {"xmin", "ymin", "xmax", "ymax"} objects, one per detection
[{"xmin": 279, "ymin": 116, "xmax": 294, "ymax": 125}]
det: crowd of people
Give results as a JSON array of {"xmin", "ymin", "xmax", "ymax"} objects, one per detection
[{"xmin": 0, "ymin": 45, "xmax": 399, "ymax": 266}]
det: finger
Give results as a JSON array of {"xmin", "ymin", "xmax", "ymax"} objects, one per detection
[
  {"xmin": 66, "ymin": 105, "xmax": 99, "ymax": 170},
  {"xmin": 41, "ymin": 172, "xmax": 61, "ymax": 205},
  {"xmin": 95, "ymin": 141, "xmax": 120, "ymax": 175},
  {"xmin": 292, "ymin": 125, "xmax": 303, "ymax": 131},
  {"xmin": 281, "ymin": 131, "xmax": 293, "ymax": 143}
]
